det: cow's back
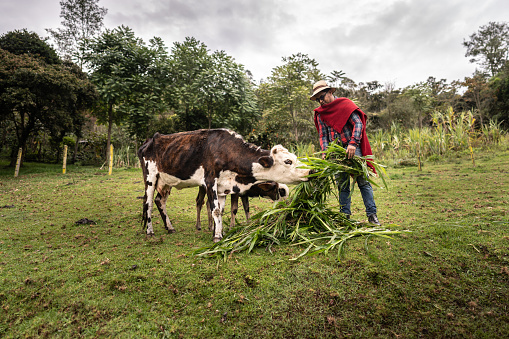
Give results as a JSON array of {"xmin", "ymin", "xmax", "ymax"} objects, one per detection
[{"xmin": 138, "ymin": 129, "xmax": 267, "ymax": 181}]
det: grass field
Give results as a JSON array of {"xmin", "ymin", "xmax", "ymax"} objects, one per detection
[{"xmin": 0, "ymin": 149, "xmax": 508, "ymax": 338}]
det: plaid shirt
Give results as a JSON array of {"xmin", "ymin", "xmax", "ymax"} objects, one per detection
[{"xmin": 316, "ymin": 110, "xmax": 363, "ymax": 151}]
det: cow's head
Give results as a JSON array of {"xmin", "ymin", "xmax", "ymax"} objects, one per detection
[
  {"xmin": 254, "ymin": 145, "xmax": 310, "ymax": 184},
  {"xmin": 255, "ymin": 182, "xmax": 290, "ymax": 201}
]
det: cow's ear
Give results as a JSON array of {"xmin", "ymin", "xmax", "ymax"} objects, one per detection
[
  {"xmin": 271, "ymin": 145, "xmax": 287, "ymax": 156},
  {"xmin": 258, "ymin": 156, "xmax": 274, "ymax": 168},
  {"xmin": 257, "ymin": 182, "xmax": 276, "ymax": 191}
]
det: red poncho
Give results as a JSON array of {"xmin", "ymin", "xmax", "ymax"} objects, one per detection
[{"xmin": 313, "ymin": 98, "xmax": 376, "ymax": 173}]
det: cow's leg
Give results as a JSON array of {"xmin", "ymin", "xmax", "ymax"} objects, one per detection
[
  {"xmin": 195, "ymin": 186, "xmax": 206, "ymax": 231},
  {"xmin": 207, "ymin": 183, "xmax": 225, "ymax": 242},
  {"xmin": 230, "ymin": 194, "xmax": 239, "ymax": 229},
  {"xmin": 206, "ymin": 195, "xmax": 213, "ymax": 231},
  {"xmin": 216, "ymin": 194, "xmax": 226, "ymax": 237},
  {"xmin": 144, "ymin": 171, "xmax": 158, "ymax": 236},
  {"xmin": 241, "ymin": 195, "xmax": 250, "ymax": 221},
  {"xmin": 155, "ymin": 187, "xmax": 175, "ymax": 233}
]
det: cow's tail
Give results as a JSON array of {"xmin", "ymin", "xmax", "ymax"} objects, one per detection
[{"xmin": 141, "ymin": 192, "xmax": 148, "ymax": 231}]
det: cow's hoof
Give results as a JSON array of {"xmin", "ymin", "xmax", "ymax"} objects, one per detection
[
  {"xmin": 167, "ymin": 229, "xmax": 176, "ymax": 234},
  {"xmin": 213, "ymin": 237, "xmax": 222, "ymax": 243},
  {"xmin": 195, "ymin": 227, "xmax": 202, "ymax": 231},
  {"xmin": 146, "ymin": 233, "xmax": 154, "ymax": 237}
]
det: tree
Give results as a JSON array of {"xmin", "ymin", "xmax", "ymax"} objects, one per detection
[
  {"xmin": 258, "ymin": 53, "xmax": 322, "ymax": 145},
  {"xmin": 83, "ymin": 26, "xmax": 170, "ymax": 158},
  {"xmin": 46, "ymin": 0, "xmax": 107, "ymax": 69},
  {"xmin": 0, "ymin": 32, "xmax": 97, "ymax": 166},
  {"xmin": 167, "ymin": 37, "xmax": 258, "ymax": 135},
  {"xmin": 0, "ymin": 29, "xmax": 60, "ymax": 65},
  {"xmin": 402, "ymin": 83, "xmax": 434, "ymax": 129},
  {"xmin": 490, "ymin": 62, "xmax": 509, "ymax": 128},
  {"xmin": 425, "ymin": 76, "xmax": 460, "ymax": 111},
  {"xmin": 166, "ymin": 37, "xmax": 211, "ymax": 131},
  {"xmin": 198, "ymin": 50, "xmax": 258, "ymax": 133},
  {"xmin": 332, "ymin": 74, "xmax": 357, "ymax": 99},
  {"xmin": 379, "ymin": 81, "xmax": 398, "ymax": 129},
  {"xmin": 463, "ymin": 22, "xmax": 509, "ymax": 77},
  {"xmin": 461, "ymin": 73, "xmax": 495, "ymax": 125}
]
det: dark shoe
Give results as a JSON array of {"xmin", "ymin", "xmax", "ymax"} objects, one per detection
[{"xmin": 368, "ymin": 214, "xmax": 381, "ymax": 226}]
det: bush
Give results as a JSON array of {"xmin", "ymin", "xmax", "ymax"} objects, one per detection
[
  {"xmin": 61, "ymin": 136, "xmax": 76, "ymax": 148},
  {"xmin": 394, "ymin": 158, "xmax": 419, "ymax": 167},
  {"xmin": 427, "ymin": 154, "xmax": 441, "ymax": 163}
]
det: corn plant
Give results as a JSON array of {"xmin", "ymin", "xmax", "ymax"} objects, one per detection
[
  {"xmin": 372, "ymin": 108, "xmax": 508, "ymax": 164},
  {"xmin": 193, "ymin": 141, "xmax": 403, "ymax": 261},
  {"xmin": 482, "ymin": 119, "xmax": 505, "ymax": 145},
  {"xmin": 113, "ymin": 145, "xmax": 140, "ymax": 168}
]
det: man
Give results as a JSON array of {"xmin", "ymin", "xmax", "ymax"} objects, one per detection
[{"xmin": 310, "ymin": 80, "xmax": 381, "ymax": 225}]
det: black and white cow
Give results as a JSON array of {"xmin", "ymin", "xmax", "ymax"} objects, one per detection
[
  {"xmin": 137, "ymin": 128, "xmax": 309, "ymax": 242},
  {"xmin": 194, "ymin": 181, "xmax": 289, "ymax": 231}
]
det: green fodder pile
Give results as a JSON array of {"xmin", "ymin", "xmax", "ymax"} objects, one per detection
[{"xmin": 194, "ymin": 141, "xmax": 406, "ymax": 261}]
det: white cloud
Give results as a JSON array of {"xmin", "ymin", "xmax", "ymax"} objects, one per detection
[{"xmin": 1, "ymin": 0, "xmax": 509, "ymax": 88}]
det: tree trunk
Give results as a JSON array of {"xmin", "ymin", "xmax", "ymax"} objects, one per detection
[
  {"xmin": 207, "ymin": 103, "xmax": 212, "ymax": 129},
  {"xmin": 9, "ymin": 116, "xmax": 33, "ymax": 167},
  {"xmin": 73, "ymin": 136, "xmax": 79, "ymax": 164},
  {"xmin": 290, "ymin": 105, "xmax": 298, "ymax": 143},
  {"xmin": 474, "ymin": 88, "xmax": 484, "ymax": 126},
  {"xmin": 106, "ymin": 102, "xmax": 113, "ymax": 162}
]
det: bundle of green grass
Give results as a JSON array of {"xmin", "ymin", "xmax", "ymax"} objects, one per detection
[{"xmin": 194, "ymin": 141, "xmax": 403, "ymax": 261}]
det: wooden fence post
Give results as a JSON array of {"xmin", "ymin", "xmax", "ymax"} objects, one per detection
[
  {"xmin": 108, "ymin": 144, "xmax": 114, "ymax": 175},
  {"xmin": 14, "ymin": 148, "xmax": 22, "ymax": 177},
  {"xmin": 63, "ymin": 145, "xmax": 68, "ymax": 174}
]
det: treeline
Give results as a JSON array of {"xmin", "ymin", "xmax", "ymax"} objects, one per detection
[{"xmin": 1, "ymin": 0, "xmax": 508, "ymax": 166}]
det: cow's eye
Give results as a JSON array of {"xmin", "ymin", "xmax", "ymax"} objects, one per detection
[{"xmin": 284, "ymin": 159, "xmax": 293, "ymax": 165}]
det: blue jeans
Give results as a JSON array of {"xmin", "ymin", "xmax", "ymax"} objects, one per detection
[{"xmin": 336, "ymin": 146, "xmax": 377, "ymax": 216}]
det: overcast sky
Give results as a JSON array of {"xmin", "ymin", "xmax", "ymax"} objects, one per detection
[{"xmin": 1, "ymin": 0, "xmax": 509, "ymax": 89}]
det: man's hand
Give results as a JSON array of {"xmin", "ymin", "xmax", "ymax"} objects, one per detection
[{"xmin": 346, "ymin": 144, "xmax": 356, "ymax": 159}]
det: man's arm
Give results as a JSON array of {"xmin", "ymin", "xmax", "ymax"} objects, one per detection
[
  {"xmin": 316, "ymin": 114, "xmax": 332, "ymax": 152},
  {"xmin": 346, "ymin": 111, "xmax": 363, "ymax": 159}
]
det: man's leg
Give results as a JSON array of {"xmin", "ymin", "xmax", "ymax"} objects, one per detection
[
  {"xmin": 338, "ymin": 172, "xmax": 352, "ymax": 215},
  {"xmin": 356, "ymin": 175, "xmax": 377, "ymax": 217},
  {"xmin": 354, "ymin": 146, "xmax": 381, "ymax": 225}
]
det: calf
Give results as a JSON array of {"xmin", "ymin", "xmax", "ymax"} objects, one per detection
[
  {"xmin": 195, "ymin": 182, "xmax": 289, "ymax": 231},
  {"xmin": 137, "ymin": 129, "xmax": 309, "ymax": 242}
]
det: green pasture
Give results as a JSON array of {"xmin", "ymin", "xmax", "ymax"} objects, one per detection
[{"xmin": 0, "ymin": 150, "xmax": 508, "ymax": 338}]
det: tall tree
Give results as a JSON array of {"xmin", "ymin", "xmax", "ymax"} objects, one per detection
[
  {"xmin": 463, "ymin": 22, "xmax": 509, "ymax": 77},
  {"xmin": 83, "ymin": 26, "xmax": 170, "ymax": 157},
  {"xmin": 402, "ymin": 83, "xmax": 433, "ymax": 129},
  {"xmin": 0, "ymin": 29, "xmax": 59, "ymax": 65},
  {"xmin": 46, "ymin": 0, "xmax": 107, "ymax": 69},
  {"xmin": 197, "ymin": 50, "xmax": 258, "ymax": 133},
  {"xmin": 462, "ymin": 73, "xmax": 495, "ymax": 125},
  {"xmin": 490, "ymin": 62, "xmax": 509, "ymax": 128},
  {"xmin": 166, "ymin": 37, "xmax": 211, "ymax": 131},
  {"xmin": 167, "ymin": 37, "xmax": 258, "ymax": 134},
  {"xmin": 0, "ymin": 31, "xmax": 97, "ymax": 166},
  {"xmin": 258, "ymin": 53, "xmax": 322, "ymax": 144}
]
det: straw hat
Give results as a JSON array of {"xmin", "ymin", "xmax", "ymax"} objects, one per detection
[{"xmin": 310, "ymin": 80, "xmax": 336, "ymax": 100}]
